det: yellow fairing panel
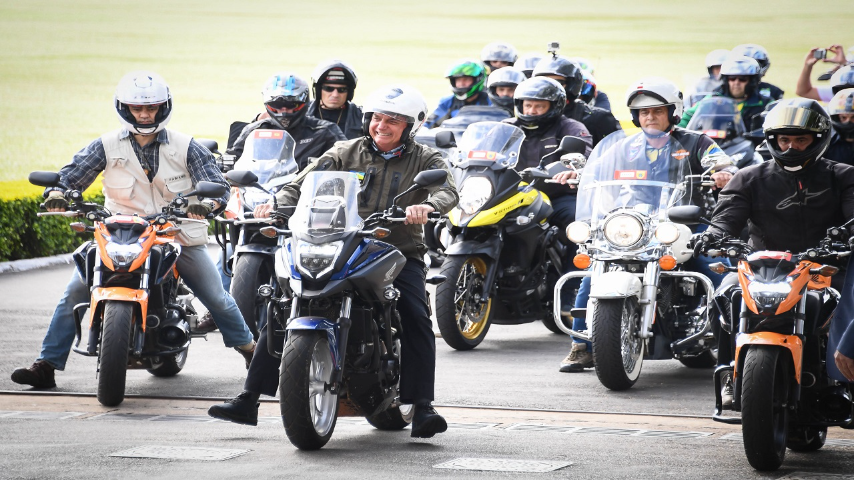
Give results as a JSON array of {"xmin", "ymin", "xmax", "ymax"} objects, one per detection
[{"xmin": 449, "ymin": 187, "xmax": 546, "ymax": 228}]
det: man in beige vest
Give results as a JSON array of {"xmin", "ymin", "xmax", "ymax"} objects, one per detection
[{"xmin": 11, "ymin": 71, "xmax": 255, "ymax": 389}]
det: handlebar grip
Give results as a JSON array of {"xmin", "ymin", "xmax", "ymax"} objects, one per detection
[{"xmin": 427, "ymin": 212, "xmax": 443, "ymax": 220}]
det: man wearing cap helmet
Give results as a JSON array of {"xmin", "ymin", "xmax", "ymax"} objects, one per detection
[
  {"xmin": 307, "ymin": 60, "xmax": 364, "ymax": 140},
  {"xmin": 209, "ymin": 85, "xmax": 459, "ymax": 439}
]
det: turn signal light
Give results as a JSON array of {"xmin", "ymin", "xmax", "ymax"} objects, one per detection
[
  {"xmin": 573, "ymin": 253, "xmax": 591, "ymax": 269},
  {"xmin": 70, "ymin": 222, "xmax": 87, "ymax": 233},
  {"xmin": 372, "ymin": 228, "xmax": 391, "ymax": 239},
  {"xmin": 260, "ymin": 226, "xmax": 279, "ymax": 238},
  {"xmin": 658, "ymin": 255, "xmax": 677, "ymax": 271},
  {"xmin": 816, "ymin": 265, "xmax": 839, "ymax": 277},
  {"xmin": 709, "ymin": 262, "xmax": 729, "ymax": 274}
]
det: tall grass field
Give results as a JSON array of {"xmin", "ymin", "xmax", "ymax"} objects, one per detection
[{"xmin": 1, "ymin": 0, "xmax": 851, "ymax": 196}]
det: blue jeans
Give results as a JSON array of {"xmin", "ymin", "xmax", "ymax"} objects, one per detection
[
  {"xmin": 212, "ymin": 242, "xmax": 233, "ymax": 292},
  {"xmin": 550, "ymin": 194, "xmax": 581, "ymax": 308},
  {"xmin": 38, "ymin": 244, "xmax": 253, "ymax": 370}
]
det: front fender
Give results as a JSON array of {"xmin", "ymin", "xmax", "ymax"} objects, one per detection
[
  {"xmin": 589, "ymin": 271, "xmax": 643, "ymax": 299},
  {"xmin": 444, "ymin": 235, "xmax": 502, "ymax": 258},
  {"xmin": 286, "ymin": 316, "xmax": 341, "ymax": 368},
  {"xmin": 735, "ymin": 332, "xmax": 803, "ymax": 384}
]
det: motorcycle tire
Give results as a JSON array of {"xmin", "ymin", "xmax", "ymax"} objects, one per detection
[
  {"xmin": 741, "ymin": 345, "xmax": 789, "ymax": 471},
  {"xmin": 366, "ymin": 404, "xmax": 414, "ymax": 430},
  {"xmin": 146, "ymin": 349, "xmax": 188, "ymax": 377},
  {"xmin": 787, "ymin": 426, "xmax": 827, "ymax": 452},
  {"xmin": 591, "ymin": 297, "xmax": 644, "ymax": 391},
  {"xmin": 541, "ymin": 311, "xmax": 571, "ymax": 335},
  {"xmin": 97, "ymin": 301, "xmax": 133, "ymax": 407},
  {"xmin": 280, "ymin": 331, "xmax": 339, "ymax": 450},
  {"xmin": 232, "ymin": 253, "xmax": 273, "ymax": 340},
  {"xmin": 435, "ymin": 255, "xmax": 492, "ymax": 350},
  {"xmin": 678, "ymin": 349, "xmax": 717, "ymax": 369}
]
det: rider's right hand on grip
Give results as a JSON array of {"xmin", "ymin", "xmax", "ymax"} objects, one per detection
[
  {"xmin": 690, "ymin": 232, "xmax": 715, "ymax": 258},
  {"xmin": 43, "ymin": 190, "xmax": 68, "ymax": 211}
]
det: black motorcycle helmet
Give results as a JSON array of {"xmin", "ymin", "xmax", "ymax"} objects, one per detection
[
  {"xmin": 486, "ymin": 66, "xmax": 527, "ymax": 113},
  {"xmin": 532, "ymin": 55, "xmax": 583, "ymax": 100},
  {"xmin": 262, "ymin": 72, "xmax": 310, "ymax": 129},
  {"xmin": 513, "ymin": 77, "xmax": 567, "ymax": 129},
  {"xmin": 763, "ymin": 98, "xmax": 831, "ymax": 171},
  {"xmin": 828, "ymin": 88, "xmax": 854, "ymax": 141},
  {"xmin": 311, "ymin": 60, "xmax": 358, "ymax": 103}
]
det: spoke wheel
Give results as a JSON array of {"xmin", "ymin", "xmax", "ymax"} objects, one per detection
[
  {"xmin": 435, "ymin": 255, "xmax": 492, "ymax": 350},
  {"xmin": 592, "ymin": 297, "xmax": 644, "ymax": 391}
]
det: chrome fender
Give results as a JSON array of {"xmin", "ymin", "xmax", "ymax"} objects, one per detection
[
  {"xmin": 589, "ymin": 271, "xmax": 643, "ymax": 299},
  {"xmin": 672, "ymin": 223, "xmax": 694, "ymax": 264}
]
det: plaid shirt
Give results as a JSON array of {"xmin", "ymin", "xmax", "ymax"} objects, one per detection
[{"xmin": 53, "ymin": 129, "xmax": 229, "ymax": 205}]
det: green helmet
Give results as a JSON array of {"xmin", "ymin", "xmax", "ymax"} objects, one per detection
[{"xmin": 446, "ymin": 60, "xmax": 486, "ymax": 101}]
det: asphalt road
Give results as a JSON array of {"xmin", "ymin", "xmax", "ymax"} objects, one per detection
[{"xmin": 1, "ymin": 260, "xmax": 853, "ymax": 479}]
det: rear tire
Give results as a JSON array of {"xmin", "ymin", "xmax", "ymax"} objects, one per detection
[
  {"xmin": 591, "ymin": 298, "xmax": 644, "ymax": 391},
  {"xmin": 435, "ymin": 255, "xmax": 492, "ymax": 350},
  {"xmin": 280, "ymin": 331, "xmax": 339, "ymax": 450},
  {"xmin": 678, "ymin": 349, "xmax": 717, "ymax": 369},
  {"xmin": 787, "ymin": 426, "xmax": 827, "ymax": 452},
  {"xmin": 366, "ymin": 404, "xmax": 414, "ymax": 430},
  {"xmin": 97, "ymin": 301, "xmax": 133, "ymax": 407},
  {"xmin": 146, "ymin": 349, "xmax": 187, "ymax": 377},
  {"xmin": 231, "ymin": 253, "xmax": 272, "ymax": 340},
  {"xmin": 741, "ymin": 346, "xmax": 789, "ymax": 471}
]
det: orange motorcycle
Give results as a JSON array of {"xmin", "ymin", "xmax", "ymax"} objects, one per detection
[
  {"xmin": 28, "ymin": 171, "xmax": 226, "ymax": 406},
  {"xmin": 684, "ymin": 213, "xmax": 854, "ymax": 471}
]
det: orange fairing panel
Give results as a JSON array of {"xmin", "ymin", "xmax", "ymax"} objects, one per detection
[
  {"xmin": 735, "ymin": 332, "xmax": 803, "ymax": 383},
  {"xmin": 737, "ymin": 261, "xmax": 758, "ymax": 314},
  {"xmin": 89, "ymin": 287, "xmax": 149, "ymax": 330}
]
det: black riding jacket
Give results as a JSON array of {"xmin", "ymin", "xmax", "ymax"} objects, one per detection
[
  {"xmin": 307, "ymin": 101, "xmax": 364, "ymax": 140},
  {"xmin": 563, "ymin": 100, "xmax": 622, "ymax": 147},
  {"xmin": 707, "ymin": 158, "xmax": 854, "ymax": 254}
]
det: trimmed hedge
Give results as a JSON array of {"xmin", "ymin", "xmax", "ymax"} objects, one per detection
[{"xmin": 0, "ymin": 192, "xmax": 105, "ymax": 262}]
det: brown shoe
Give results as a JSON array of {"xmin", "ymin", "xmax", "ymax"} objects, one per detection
[
  {"xmin": 11, "ymin": 360, "xmax": 56, "ymax": 388},
  {"xmin": 195, "ymin": 311, "xmax": 218, "ymax": 333},
  {"xmin": 235, "ymin": 342, "xmax": 256, "ymax": 369},
  {"xmin": 559, "ymin": 343, "xmax": 594, "ymax": 373}
]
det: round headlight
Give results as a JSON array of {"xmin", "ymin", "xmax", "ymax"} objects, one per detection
[
  {"xmin": 566, "ymin": 221, "xmax": 591, "ymax": 244},
  {"xmin": 603, "ymin": 214, "xmax": 644, "ymax": 247},
  {"xmin": 655, "ymin": 222, "xmax": 680, "ymax": 244}
]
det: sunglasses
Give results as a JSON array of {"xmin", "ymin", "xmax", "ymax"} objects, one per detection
[
  {"xmin": 322, "ymin": 85, "xmax": 348, "ymax": 93},
  {"xmin": 728, "ymin": 76, "xmax": 750, "ymax": 83}
]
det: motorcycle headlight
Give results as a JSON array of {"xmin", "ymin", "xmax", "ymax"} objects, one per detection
[
  {"xmin": 566, "ymin": 221, "xmax": 591, "ymax": 244},
  {"xmin": 295, "ymin": 240, "xmax": 343, "ymax": 278},
  {"xmin": 458, "ymin": 176, "xmax": 493, "ymax": 215},
  {"xmin": 105, "ymin": 243, "xmax": 143, "ymax": 270},
  {"xmin": 747, "ymin": 280, "xmax": 792, "ymax": 312},
  {"xmin": 654, "ymin": 222, "xmax": 680, "ymax": 245},
  {"xmin": 603, "ymin": 214, "xmax": 644, "ymax": 247}
]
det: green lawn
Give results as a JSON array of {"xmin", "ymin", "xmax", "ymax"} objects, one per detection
[{"xmin": 1, "ymin": 0, "xmax": 851, "ymax": 185}]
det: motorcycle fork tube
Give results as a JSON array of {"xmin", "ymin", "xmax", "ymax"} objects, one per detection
[
  {"xmin": 331, "ymin": 296, "xmax": 353, "ymax": 386},
  {"xmin": 639, "ymin": 261, "xmax": 661, "ymax": 339}
]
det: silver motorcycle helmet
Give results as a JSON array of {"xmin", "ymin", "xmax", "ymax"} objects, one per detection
[
  {"xmin": 827, "ymin": 88, "xmax": 854, "ymax": 140},
  {"xmin": 763, "ymin": 98, "xmax": 831, "ymax": 171},
  {"xmin": 262, "ymin": 72, "xmax": 310, "ymax": 129},
  {"xmin": 361, "ymin": 84, "xmax": 428, "ymax": 143},
  {"xmin": 481, "ymin": 41, "xmax": 518, "ymax": 73},
  {"xmin": 517, "ymin": 52, "xmax": 543, "ymax": 78},
  {"xmin": 830, "ymin": 65, "xmax": 854, "ymax": 95},
  {"xmin": 731, "ymin": 44, "xmax": 771, "ymax": 77},
  {"xmin": 704, "ymin": 49, "xmax": 730, "ymax": 77},
  {"xmin": 719, "ymin": 55, "xmax": 761, "ymax": 97},
  {"xmin": 625, "ymin": 77, "xmax": 684, "ymax": 130},
  {"xmin": 486, "ymin": 67, "xmax": 527, "ymax": 112},
  {"xmin": 114, "ymin": 70, "xmax": 172, "ymax": 135}
]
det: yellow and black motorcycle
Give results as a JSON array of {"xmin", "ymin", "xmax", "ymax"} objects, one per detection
[{"xmin": 435, "ymin": 121, "xmax": 586, "ymax": 350}]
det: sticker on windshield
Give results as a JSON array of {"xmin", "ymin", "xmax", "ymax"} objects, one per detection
[
  {"xmin": 254, "ymin": 130, "xmax": 284, "ymax": 139},
  {"xmin": 614, "ymin": 170, "xmax": 648, "ymax": 180},
  {"xmin": 671, "ymin": 149, "xmax": 690, "ymax": 160},
  {"xmin": 468, "ymin": 150, "xmax": 497, "ymax": 161}
]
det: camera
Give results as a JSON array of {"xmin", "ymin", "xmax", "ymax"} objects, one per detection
[
  {"xmin": 814, "ymin": 48, "xmax": 827, "ymax": 60},
  {"xmin": 547, "ymin": 41, "xmax": 560, "ymax": 55}
]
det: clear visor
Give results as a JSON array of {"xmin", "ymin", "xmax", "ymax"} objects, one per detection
[
  {"xmin": 369, "ymin": 110, "xmax": 414, "ymax": 124},
  {"xmin": 828, "ymin": 90, "xmax": 854, "ymax": 115},
  {"xmin": 764, "ymin": 105, "xmax": 830, "ymax": 133}
]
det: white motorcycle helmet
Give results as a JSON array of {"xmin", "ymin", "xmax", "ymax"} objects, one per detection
[
  {"xmin": 830, "ymin": 65, "xmax": 854, "ymax": 95},
  {"xmin": 731, "ymin": 44, "xmax": 770, "ymax": 77},
  {"xmin": 114, "ymin": 70, "xmax": 172, "ymax": 135},
  {"xmin": 704, "ymin": 49, "xmax": 730, "ymax": 77},
  {"xmin": 625, "ymin": 77, "xmax": 684, "ymax": 129},
  {"xmin": 361, "ymin": 85, "xmax": 428, "ymax": 142}
]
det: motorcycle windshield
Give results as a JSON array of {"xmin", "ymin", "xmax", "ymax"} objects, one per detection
[
  {"xmin": 451, "ymin": 121, "xmax": 525, "ymax": 169},
  {"xmin": 576, "ymin": 131, "xmax": 692, "ymax": 228},
  {"xmin": 289, "ymin": 171, "xmax": 362, "ymax": 239},
  {"xmin": 234, "ymin": 129, "xmax": 299, "ymax": 185},
  {"xmin": 685, "ymin": 97, "xmax": 746, "ymax": 140}
]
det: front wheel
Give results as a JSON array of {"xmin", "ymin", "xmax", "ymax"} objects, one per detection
[
  {"xmin": 741, "ymin": 346, "xmax": 790, "ymax": 471},
  {"xmin": 231, "ymin": 253, "xmax": 273, "ymax": 340},
  {"xmin": 280, "ymin": 331, "xmax": 339, "ymax": 450},
  {"xmin": 591, "ymin": 297, "xmax": 644, "ymax": 391},
  {"xmin": 97, "ymin": 301, "xmax": 134, "ymax": 407},
  {"xmin": 435, "ymin": 255, "xmax": 493, "ymax": 350}
]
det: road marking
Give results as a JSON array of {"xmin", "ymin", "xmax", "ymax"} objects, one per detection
[
  {"xmin": 110, "ymin": 445, "xmax": 249, "ymax": 461},
  {"xmin": 434, "ymin": 458, "xmax": 572, "ymax": 473}
]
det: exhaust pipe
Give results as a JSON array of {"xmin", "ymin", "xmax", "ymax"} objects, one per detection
[{"xmin": 158, "ymin": 309, "xmax": 190, "ymax": 347}]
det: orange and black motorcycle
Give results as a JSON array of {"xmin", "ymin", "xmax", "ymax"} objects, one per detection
[
  {"xmin": 28, "ymin": 171, "xmax": 226, "ymax": 407},
  {"xmin": 685, "ymin": 213, "xmax": 854, "ymax": 471}
]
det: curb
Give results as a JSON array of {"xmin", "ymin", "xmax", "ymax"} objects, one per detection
[{"xmin": 0, "ymin": 253, "xmax": 74, "ymax": 275}]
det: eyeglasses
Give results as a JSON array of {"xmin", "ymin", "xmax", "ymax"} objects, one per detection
[
  {"xmin": 322, "ymin": 85, "xmax": 348, "ymax": 93},
  {"xmin": 728, "ymin": 76, "xmax": 750, "ymax": 83}
]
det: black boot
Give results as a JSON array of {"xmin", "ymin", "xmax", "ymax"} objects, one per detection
[
  {"xmin": 410, "ymin": 402, "xmax": 447, "ymax": 438},
  {"xmin": 11, "ymin": 360, "xmax": 56, "ymax": 389},
  {"xmin": 208, "ymin": 391, "xmax": 260, "ymax": 426}
]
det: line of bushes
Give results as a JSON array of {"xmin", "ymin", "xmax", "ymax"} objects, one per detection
[{"xmin": 0, "ymin": 192, "xmax": 105, "ymax": 262}]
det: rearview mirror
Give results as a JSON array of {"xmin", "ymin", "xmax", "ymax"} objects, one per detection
[
  {"xmin": 225, "ymin": 170, "xmax": 260, "ymax": 187},
  {"xmin": 667, "ymin": 205, "xmax": 706, "ymax": 225},
  {"xmin": 197, "ymin": 139, "xmax": 220, "ymax": 154},
  {"xmin": 413, "ymin": 169, "xmax": 448, "ymax": 188},
  {"xmin": 434, "ymin": 131, "xmax": 457, "ymax": 149},
  {"xmin": 556, "ymin": 136, "xmax": 588, "ymax": 155},
  {"xmin": 28, "ymin": 171, "xmax": 61, "ymax": 188},
  {"xmin": 191, "ymin": 181, "xmax": 228, "ymax": 199}
]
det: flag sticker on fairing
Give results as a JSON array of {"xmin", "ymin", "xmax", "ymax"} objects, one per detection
[
  {"xmin": 468, "ymin": 150, "xmax": 497, "ymax": 161},
  {"xmin": 254, "ymin": 130, "xmax": 284, "ymax": 139},
  {"xmin": 614, "ymin": 170, "xmax": 648, "ymax": 180}
]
